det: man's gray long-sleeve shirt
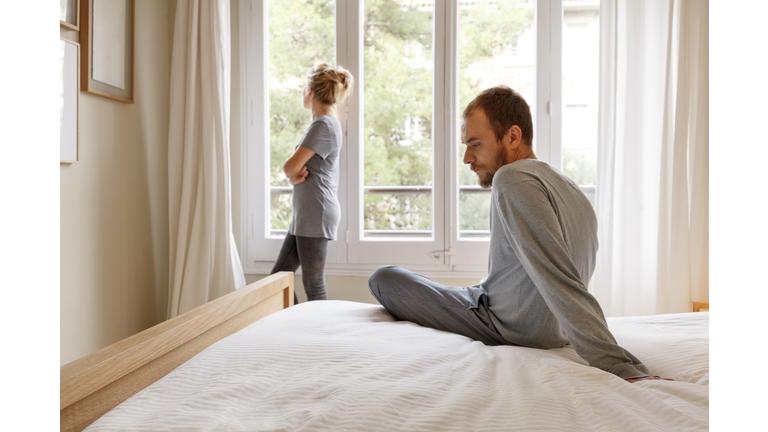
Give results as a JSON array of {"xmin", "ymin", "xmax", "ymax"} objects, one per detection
[{"xmin": 480, "ymin": 159, "xmax": 650, "ymax": 379}]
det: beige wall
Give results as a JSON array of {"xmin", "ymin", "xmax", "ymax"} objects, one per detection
[{"xmin": 60, "ymin": 0, "xmax": 173, "ymax": 366}]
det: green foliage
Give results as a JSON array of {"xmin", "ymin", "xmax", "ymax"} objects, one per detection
[
  {"xmin": 363, "ymin": 0, "xmax": 433, "ymax": 188},
  {"xmin": 270, "ymin": 194, "xmax": 292, "ymax": 230},
  {"xmin": 267, "ymin": 0, "xmax": 533, "ymax": 232},
  {"xmin": 457, "ymin": 2, "xmax": 532, "ymax": 190},
  {"xmin": 459, "ymin": 192, "xmax": 492, "ymax": 231},
  {"xmin": 364, "ymin": 193, "xmax": 432, "ymax": 230},
  {"xmin": 458, "ymin": 2, "xmax": 532, "ymax": 110},
  {"xmin": 268, "ymin": 0, "xmax": 335, "ymax": 188}
]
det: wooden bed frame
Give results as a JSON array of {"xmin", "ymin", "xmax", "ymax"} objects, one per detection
[{"xmin": 60, "ymin": 272, "xmax": 294, "ymax": 432}]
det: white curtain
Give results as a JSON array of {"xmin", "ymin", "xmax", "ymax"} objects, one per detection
[
  {"xmin": 593, "ymin": 0, "xmax": 708, "ymax": 317},
  {"xmin": 167, "ymin": 0, "xmax": 246, "ymax": 318}
]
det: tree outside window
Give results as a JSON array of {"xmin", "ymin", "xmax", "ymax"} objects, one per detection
[{"xmin": 266, "ymin": 0, "xmax": 597, "ymax": 234}]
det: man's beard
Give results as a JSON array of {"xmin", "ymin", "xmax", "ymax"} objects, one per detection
[{"xmin": 475, "ymin": 144, "xmax": 507, "ymax": 188}]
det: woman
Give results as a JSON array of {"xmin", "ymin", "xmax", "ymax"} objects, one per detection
[{"xmin": 270, "ymin": 62, "xmax": 354, "ymax": 305}]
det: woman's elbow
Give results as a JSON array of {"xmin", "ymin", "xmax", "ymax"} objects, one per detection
[{"xmin": 283, "ymin": 162, "xmax": 296, "ymax": 178}]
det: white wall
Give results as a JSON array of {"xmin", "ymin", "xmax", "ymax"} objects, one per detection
[{"xmin": 60, "ymin": 0, "xmax": 173, "ymax": 366}]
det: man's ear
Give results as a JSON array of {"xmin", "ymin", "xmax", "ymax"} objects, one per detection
[{"xmin": 507, "ymin": 125, "xmax": 523, "ymax": 150}]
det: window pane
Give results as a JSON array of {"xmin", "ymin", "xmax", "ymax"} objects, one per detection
[
  {"xmin": 562, "ymin": 2, "xmax": 599, "ymax": 193},
  {"xmin": 363, "ymin": 0, "xmax": 434, "ymax": 235},
  {"xmin": 267, "ymin": 0, "xmax": 335, "ymax": 233},
  {"xmin": 270, "ymin": 192, "xmax": 292, "ymax": 235},
  {"xmin": 457, "ymin": 0, "xmax": 535, "ymax": 235},
  {"xmin": 459, "ymin": 190, "xmax": 491, "ymax": 233},
  {"xmin": 363, "ymin": 193, "xmax": 432, "ymax": 234}
]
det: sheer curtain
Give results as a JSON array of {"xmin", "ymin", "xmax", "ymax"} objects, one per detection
[
  {"xmin": 167, "ymin": 0, "xmax": 246, "ymax": 318},
  {"xmin": 593, "ymin": 0, "xmax": 708, "ymax": 317}
]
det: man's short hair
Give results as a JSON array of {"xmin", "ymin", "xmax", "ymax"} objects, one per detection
[{"xmin": 462, "ymin": 85, "xmax": 533, "ymax": 146}]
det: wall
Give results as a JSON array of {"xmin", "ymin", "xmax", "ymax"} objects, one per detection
[{"xmin": 60, "ymin": 0, "xmax": 173, "ymax": 366}]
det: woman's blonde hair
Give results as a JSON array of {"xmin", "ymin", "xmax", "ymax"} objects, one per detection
[{"xmin": 305, "ymin": 61, "xmax": 354, "ymax": 106}]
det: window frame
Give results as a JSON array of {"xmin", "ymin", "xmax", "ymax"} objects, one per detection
[{"xmin": 239, "ymin": 0, "xmax": 565, "ymax": 277}]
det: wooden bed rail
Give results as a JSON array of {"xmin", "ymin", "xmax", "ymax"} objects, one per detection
[{"xmin": 60, "ymin": 272, "xmax": 294, "ymax": 432}]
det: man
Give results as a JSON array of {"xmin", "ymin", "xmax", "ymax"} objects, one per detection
[{"xmin": 368, "ymin": 86, "xmax": 663, "ymax": 382}]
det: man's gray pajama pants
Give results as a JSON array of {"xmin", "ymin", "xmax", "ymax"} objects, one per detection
[{"xmin": 368, "ymin": 265, "xmax": 509, "ymax": 346}]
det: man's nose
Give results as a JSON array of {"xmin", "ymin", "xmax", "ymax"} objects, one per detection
[{"xmin": 463, "ymin": 148, "xmax": 473, "ymax": 165}]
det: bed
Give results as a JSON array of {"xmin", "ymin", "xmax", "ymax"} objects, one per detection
[{"xmin": 61, "ymin": 272, "xmax": 709, "ymax": 431}]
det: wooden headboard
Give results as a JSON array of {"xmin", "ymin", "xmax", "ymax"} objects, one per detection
[{"xmin": 60, "ymin": 272, "xmax": 294, "ymax": 432}]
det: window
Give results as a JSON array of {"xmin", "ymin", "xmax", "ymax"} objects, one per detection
[
  {"xmin": 240, "ymin": 0, "xmax": 599, "ymax": 276},
  {"xmin": 266, "ymin": 0, "xmax": 336, "ymax": 236},
  {"xmin": 457, "ymin": 0, "xmax": 535, "ymax": 240},
  {"xmin": 561, "ymin": 1, "xmax": 599, "ymax": 205},
  {"xmin": 363, "ymin": 1, "xmax": 435, "ymax": 238}
]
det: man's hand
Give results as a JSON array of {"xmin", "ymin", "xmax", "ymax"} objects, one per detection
[
  {"xmin": 289, "ymin": 166, "xmax": 308, "ymax": 185},
  {"xmin": 626, "ymin": 376, "xmax": 674, "ymax": 383}
]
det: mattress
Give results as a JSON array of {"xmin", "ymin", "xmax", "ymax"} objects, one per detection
[{"xmin": 86, "ymin": 301, "xmax": 709, "ymax": 431}]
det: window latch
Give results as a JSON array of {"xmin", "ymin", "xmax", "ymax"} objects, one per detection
[{"xmin": 430, "ymin": 250, "xmax": 453, "ymax": 259}]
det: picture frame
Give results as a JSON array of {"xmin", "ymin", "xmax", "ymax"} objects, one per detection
[
  {"xmin": 61, "ymin": 38, "xmax": 80, "ymax": 164},
  {"xmin": 80, "ymin": 0, "xmax": 134, "ymax": 104},
  {"xmin": 60, "ymin": 0, "xmax": 81, "ymax": 31}
]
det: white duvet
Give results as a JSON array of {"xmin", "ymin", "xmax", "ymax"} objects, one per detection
[{"xmin": 87, "ymin": 301, "xmax": 709, "ymax": 431}]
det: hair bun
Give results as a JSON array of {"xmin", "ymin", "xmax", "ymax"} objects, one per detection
[{"xmin": 305, "ymin": 62, "xmax": 355, "ymax": 105}]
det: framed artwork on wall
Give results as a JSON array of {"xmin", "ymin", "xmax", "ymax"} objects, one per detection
[
  {"xmin": 60, "ymin": 0, "xmax": 80, "ymax": 31},
  {"xmin": 61, "ymin": 38, "xmax": 80, "ymax": 164},
  {"xmin": 80, "ymin": 0, "xmax": 134, "ymax": 104}
]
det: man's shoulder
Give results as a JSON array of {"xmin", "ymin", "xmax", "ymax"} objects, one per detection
[{"xmin": 494, "ymin": 160, "xmax": 547, "ymax": 189}]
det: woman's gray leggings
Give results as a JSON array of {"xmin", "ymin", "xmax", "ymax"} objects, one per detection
[{"xmin": 270, "ymin": 233, "xmax": 329, "ymax": 304}]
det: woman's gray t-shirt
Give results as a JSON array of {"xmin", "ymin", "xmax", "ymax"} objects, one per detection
[{"xmin": 288, "ymin": 115, "xmax": 343, "ymax": 240}]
